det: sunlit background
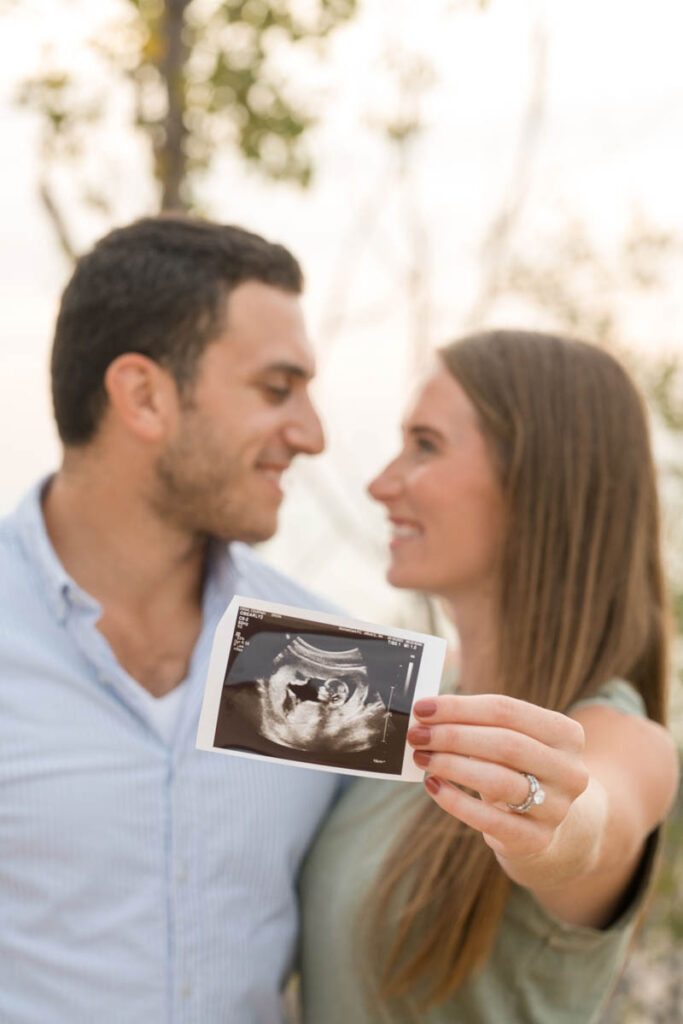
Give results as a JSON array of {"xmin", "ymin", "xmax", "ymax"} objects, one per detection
[{"xmin": 1, "ymin": 2, "xmax": 682, "ymax": 1017}]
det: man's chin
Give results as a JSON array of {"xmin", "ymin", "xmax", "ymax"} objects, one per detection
[{"xmin": 226, "ymin": 516, "xmax": 279, "ymax": 546}]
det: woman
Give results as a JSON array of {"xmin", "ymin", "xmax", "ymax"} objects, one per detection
[{"xmin": 299, "ymin": 330, "xmax": 679, "ymax": 1023}]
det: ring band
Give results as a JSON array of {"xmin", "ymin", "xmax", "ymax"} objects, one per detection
[{"xmin": 508, "ymin": 772, "xmax": 546, "ymax": 814}]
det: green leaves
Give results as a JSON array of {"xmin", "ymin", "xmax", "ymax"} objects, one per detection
[
  {"xmin": 13, "ymin": 0, "xmax": 358, "ymax": 233},
  {"xmin": 178, "ymin": 7, "xmax": 320, "ymax": 188}
]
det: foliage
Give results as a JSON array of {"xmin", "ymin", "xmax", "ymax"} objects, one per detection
[{"xmin": 14, "ymin": 0, "xmax": 358, "ymax": 254}]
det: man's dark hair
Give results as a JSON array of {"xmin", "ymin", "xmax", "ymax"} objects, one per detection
[{"xmin": 51, "ymin": 215, "xmax": 303, "ymax": 444}]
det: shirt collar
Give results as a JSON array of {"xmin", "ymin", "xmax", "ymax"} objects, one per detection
[
  {"xmin": 14, "ymin": 476, "xmax": 238, "ymax": 628},
  {"xmin": 14, "ymin": 475, "xmax": 100, "ymax": 625}
]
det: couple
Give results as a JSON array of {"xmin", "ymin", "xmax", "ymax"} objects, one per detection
[{"xmin": 0, "ymin": 215, "xmax": 677, "ymax": 1023}]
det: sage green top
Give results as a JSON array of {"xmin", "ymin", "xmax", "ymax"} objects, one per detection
[{"xmin": 298, "ymin": 680, "xmax": 660, "ymax": 1024}]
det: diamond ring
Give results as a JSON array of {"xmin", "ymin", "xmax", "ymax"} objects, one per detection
[{"xmin": 507, "ymin": 772, "xmax": 546, "ymax": 814}]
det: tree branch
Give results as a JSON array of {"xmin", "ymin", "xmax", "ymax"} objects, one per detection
[
  {"xmin": 160, "ymin": 0, "xmax": 191, "ymax": 210},
  {"xmin": 465, "ymin": 7, "xmax": 547, "ymax": 327},
  {"xmin": 38, "ymin": 176, "xmax": 78, "ymax": 264}
]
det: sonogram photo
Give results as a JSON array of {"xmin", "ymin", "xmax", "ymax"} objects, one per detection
[{"xmin": 213, "ymin": 607, "xmax": 424, "ymax": 773}]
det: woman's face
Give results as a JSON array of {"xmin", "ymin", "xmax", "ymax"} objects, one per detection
[{"xmin": 368, "ymin": 363, "xmax": 505, "ymax": 601}]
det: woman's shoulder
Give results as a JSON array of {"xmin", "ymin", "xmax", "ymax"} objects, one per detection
[{"xmin": 569, "ymin": 677, "xmax": 646, "ymax": 718}]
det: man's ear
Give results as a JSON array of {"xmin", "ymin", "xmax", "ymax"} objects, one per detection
[{"xmin": 103, "ymin": 353, "xmax": 179, "ymax": 441}]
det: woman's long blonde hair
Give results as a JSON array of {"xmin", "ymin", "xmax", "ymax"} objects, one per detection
[{"xmin": 369, "ymin": 330, "xmax": 670, "ymax": 1010}]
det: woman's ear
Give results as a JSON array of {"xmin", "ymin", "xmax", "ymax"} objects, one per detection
[{"xmin": 103, "ymin": 353, "xmax": 179, "ymax": 441}]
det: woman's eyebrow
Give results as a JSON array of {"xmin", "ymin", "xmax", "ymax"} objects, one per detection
[{"xmin": 402, "ymin": 423, "xmax": 445, "ymax": 440}]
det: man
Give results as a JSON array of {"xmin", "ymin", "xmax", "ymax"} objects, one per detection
[{"xmin": 0, "ymin": 216, "xmax": 341, "ymax": 1023}]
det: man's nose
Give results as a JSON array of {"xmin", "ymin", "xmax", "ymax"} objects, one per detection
[{"xmin": 285, "ymin": 396, "xmax": 325, "ymax": 455}]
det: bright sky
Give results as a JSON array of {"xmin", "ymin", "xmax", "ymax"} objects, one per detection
[{"xmin": 1, "ymin": 0, "xmax": 682, "ymax": 615}]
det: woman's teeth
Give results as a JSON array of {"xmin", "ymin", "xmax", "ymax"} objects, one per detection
[{"xmin": 392, "ymin": 524, "xmax": 421, "ymax": 539}]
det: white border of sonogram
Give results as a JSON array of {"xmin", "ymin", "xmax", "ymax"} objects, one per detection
[{"xmin": 195, "ymin": 595, "xmax": 447, "ymax": 782}]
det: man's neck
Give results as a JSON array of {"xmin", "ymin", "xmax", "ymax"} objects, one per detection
[
  {"xmin": 42, "ymin": 458, "xmax": 207, "ymax": 620},
  {"xmin": 42, "ymin": 459, "xmax": 216, "ymax": 696}
]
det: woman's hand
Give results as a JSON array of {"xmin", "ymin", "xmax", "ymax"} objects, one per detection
[
  {"xmin": 409, "ymin": 692, "xmax": 678, "ymax": 926},
  {"xmin": 407, "ymin": 694, "xmax": 591, "ymax": 885}
]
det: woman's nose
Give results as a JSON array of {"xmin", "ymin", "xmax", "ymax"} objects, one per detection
[{"xmin": 367, "ymin": 459, "xmax": 403, "ymax": 503}]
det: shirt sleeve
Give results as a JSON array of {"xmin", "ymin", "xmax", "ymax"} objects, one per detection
[{"xmin": 569, "ymin": 678, "xmax": 647, "ymax": 718}]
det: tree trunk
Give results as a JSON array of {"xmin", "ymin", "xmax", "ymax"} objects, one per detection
[{"xmin": 160, "ymin": 0, "xmax": 190, "ymax": 211}]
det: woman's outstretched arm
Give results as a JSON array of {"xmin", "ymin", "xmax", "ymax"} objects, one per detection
[{"xmin": 408, "ymin": 693, "xmax": 679, "ymax": 928}]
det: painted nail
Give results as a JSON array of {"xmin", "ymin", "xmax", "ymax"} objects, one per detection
[
  {"xmin": 425, "ymin": 776, "xmax": 441, "ymax": 795},
  {"xmin": 414, "ymin": 699, "xmax": 437, "ymax": 718},
  {"xmin": 407, "ymin": 726, "xmax": 431, "ymax": 746},
  {"xmin": 413, "ymin": 750, "xmax": 432, "ymax": 768}
]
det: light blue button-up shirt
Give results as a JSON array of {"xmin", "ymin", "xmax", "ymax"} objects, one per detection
[{"xmin": 0, "ymin": 481, "xmax": 340, "ymax": 1024}]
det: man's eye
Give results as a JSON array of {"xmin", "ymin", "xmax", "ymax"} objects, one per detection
[
  {"xmin": 415, "ymin": 436, "xmax": 438, "ymax": 453},
  {"xmin": 263, "ymin": 385, "xmax": 291, "ymax": 403}
]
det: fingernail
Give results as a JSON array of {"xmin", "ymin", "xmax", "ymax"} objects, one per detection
[
  {"xmin": 413, "ymin": 750, "xmax": 432, "ymax": 768},
  {"xmin": 414, "ymin": 700, "xmax": 437, "ymax": 717},
  {"xmin": 425, "ymin": 776, "xmax": 441, "ymax": 795},
  {"xmin": 407, "ymin": 726, "xmax": 431, "ymax": 746}
]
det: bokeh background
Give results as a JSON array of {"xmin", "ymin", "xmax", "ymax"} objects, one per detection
[{"xmin": 1, "ymin": 1, "xmax": 682, "ymax": 1018}]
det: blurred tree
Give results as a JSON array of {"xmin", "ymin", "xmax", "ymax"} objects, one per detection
[
  {"xmin": 14, "ymin": 0, "xmax": 358, "ymax": 260},
  {"xmin": 486, "ymin": 213, "xmax": 683, "ymax": 641},
  {"xmin": 471, "ymin": 211, "xmax": 683, "ymax": 1020}
]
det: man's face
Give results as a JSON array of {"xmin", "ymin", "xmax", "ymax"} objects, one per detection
[{"xmin": 152, "ymin": 280, "xmax": 324, "ymax": 542}]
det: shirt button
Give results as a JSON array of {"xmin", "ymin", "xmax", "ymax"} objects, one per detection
[
  {"xmin": 177, "ymin": 865, "xmax": 188, "ymax": 883},
  {"xmin": 181, "ymin": 983, "xmax": 192, "ymax": 1000}
]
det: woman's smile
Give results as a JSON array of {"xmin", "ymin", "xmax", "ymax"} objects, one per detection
[{"xmin": 369, "ymin": 364, "xmax": 504, "ymax": 601}]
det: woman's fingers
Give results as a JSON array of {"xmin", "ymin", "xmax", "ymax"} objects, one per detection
[
  {"xmin": 410, "ymin": 696, "xmax": 592, "ymax": 864},
  {"xmin": 414, "ymin": 751, "xmax": 572, "ymax": 824},
  {"xmin": 417, "ymin": 753, "xmax": 528, "ymax": 806},
  {"xmin": 408, "ymin": 721, "xmax": 585, "ymax": 796},
  {"xmin": 408, "ymin": 696, "xmax": 590, "ymax": 851},
  {"xmin": 423, "ymin": 777, "xmax": 555, "ymax": 860},
  {"xmin": 416, "ymin": 750, "xmax": 533, "ymax": 807},
  {"xmin": 414, "ymin": 694, "xmax": 585, "ymax": 754}
]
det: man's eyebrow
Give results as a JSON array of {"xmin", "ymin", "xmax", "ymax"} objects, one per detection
[{"xmin": 259, "ymin": 361, "xmax": 313, "ymax": 380}]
